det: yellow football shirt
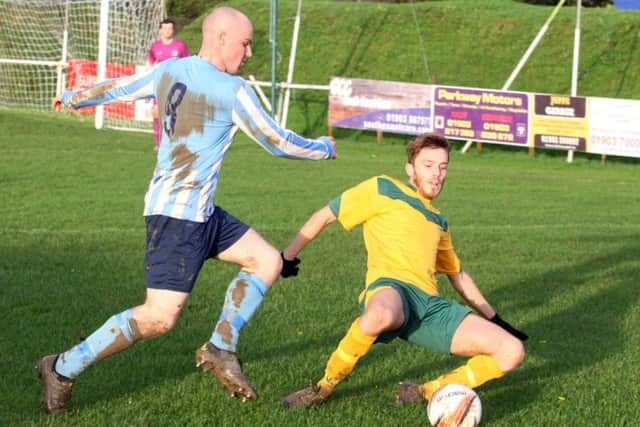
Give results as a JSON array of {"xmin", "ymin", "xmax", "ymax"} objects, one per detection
[{"xmin": 328, "ymin": 175, "xmax": 460, "ymax": 296}]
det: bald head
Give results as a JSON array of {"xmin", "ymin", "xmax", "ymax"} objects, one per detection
[
  {"xmin": 199, "ymin": 7, "xmax": 253, "ymax": 74},
  {"xmin": 202, "ymin": 7, "xmax": 251, "ymax": 36}
]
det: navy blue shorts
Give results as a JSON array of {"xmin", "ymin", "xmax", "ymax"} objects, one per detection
[{"xmin": 144, "ymin": 207, "xmax": 250, "ymax": 293}]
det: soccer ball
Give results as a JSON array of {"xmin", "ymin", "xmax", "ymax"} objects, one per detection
[{"xmin": 427, "ymin": 384, "xmax": 482, "ymax": 427}]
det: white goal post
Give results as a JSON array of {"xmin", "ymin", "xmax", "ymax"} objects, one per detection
[{"xmin": 0, "ymin": 0, "xmax": 164, "ymax": 132}]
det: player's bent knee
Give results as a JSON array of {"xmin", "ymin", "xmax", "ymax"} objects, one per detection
[
  {"xmin": 512, "ymin": 339, "xmax": 526, "ymax": 368},
  {"xmin": 266, "ymin": 247, "xmax": 283, "ymax": 276},
  {"xmin": 134, "ymin": 308, "xmax": 180, "ymax": 338},
  {"xmin": 360, "ymin": 306, "xmax": 401, "ymax": 336},
  {"xmin": 146, "ymin": 316, "xmax": 179, "ymax": 336},
  {"xmin": 499, "ymin": 336, "xmax": 526, "ymax": 373},
  {"xmin": 248, "ymin": 246, "xmax": 281, "ymax": 286}
]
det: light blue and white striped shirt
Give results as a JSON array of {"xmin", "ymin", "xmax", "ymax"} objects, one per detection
[{"xmin": 61, "ymin": 56, "xmax": 335, "ymax": 222}]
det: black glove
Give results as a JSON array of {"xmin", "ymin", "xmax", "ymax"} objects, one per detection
[
  {"xmin": 280, "ymin": 252, "xmax": 301, "ymax": 278},
  {"xmin": 490, "ymin": 313, "xmax": 528, "ymax": 341}
]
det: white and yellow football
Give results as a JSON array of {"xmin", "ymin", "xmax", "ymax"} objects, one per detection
[{"xmin": 427, "ymin": 383, "xmax": 482, "ymax": 427}]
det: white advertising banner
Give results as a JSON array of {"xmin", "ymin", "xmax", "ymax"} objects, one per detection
[{"xmin": 589, "ymin": 97, "xmax": 640, "ymax": 158}]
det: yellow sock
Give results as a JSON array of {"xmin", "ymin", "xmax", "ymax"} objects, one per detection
[
  {"xmin": 422, "ymin": 355, "xmax": 504, "ymax": 399},
  {"xmin": 317, "ymin": 318, "xmax": 376, "ymax": 393}
]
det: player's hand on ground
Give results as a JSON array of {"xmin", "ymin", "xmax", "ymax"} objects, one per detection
[
  {"xmin": 280, "ymin": 252, "xmax": 301, "ymax": 278},
  {"xmin": 490, "ymin": 313, "xmax": 528, "ymax": 341}
]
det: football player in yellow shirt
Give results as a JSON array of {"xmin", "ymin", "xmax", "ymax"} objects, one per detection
[{"xmin": 280, "ymin": 133, "xmax": 527, "ymax": 408}]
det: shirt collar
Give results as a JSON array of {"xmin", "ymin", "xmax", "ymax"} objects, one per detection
[{"xmin": 405, "ymin": 180, "xmax": 434, "ymax": 204}]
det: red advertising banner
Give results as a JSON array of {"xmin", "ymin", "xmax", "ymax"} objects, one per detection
[{"xmin": 67, "ymin": 59, "xmax": 136, "ymax": 119}]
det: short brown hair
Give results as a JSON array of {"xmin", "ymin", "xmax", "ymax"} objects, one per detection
[
  {"xmin": 160, "ymin": 18, "xmax": 176, "ymax": 28},
  {"xmin": 406, "ymin": 133, "xmax": 451, "ymax": 164}
]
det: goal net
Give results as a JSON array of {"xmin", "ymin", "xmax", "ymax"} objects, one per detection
[{"xmin": 0, "ymin": 0, "xmax": 164, "ymax": 132}]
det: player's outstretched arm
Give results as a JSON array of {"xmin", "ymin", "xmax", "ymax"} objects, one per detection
[
  {"xmin": 53, "ymin": 63, "xmax": 164, "ymax": 111},
  {"xmin": 280, "ymin": 205, "xmax": 337, "ymax": 278},
  {"xmin": 52, "ymin": 95, "xmax": 79, "ymax": 113},
  {"xmin": 447, "ymin": 270, "xmax": 496, "ymax": 318},
  {"xmin": 232, "ymin": 82, "xmax": 337, "ymax": 160},
  {"xmin": 447, "ymin": 270, "xmax": 528, "ymax": 341}
]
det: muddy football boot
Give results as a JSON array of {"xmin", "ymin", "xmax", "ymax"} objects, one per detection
[
  {"xmin": 36, "ymin": 354, "xmax": 74, "ymax": 414},
  {"xmin": 281, "ymin": 384, "xmax": 331, "ymax": 409},
  {"xmin": 395, "ymin": 381, "xmax": 425, "ymax": 406},
  {"xmin": 195, "ymin": 342, "xmax": 258, "ymax": 402}
]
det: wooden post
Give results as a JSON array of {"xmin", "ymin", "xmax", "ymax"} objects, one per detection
[
  {"xmin": 377, "ymin": 130, "xmax": 383, "ymax": 144},
  {"xmin": 476, "ymin": 142, "xmax": 483, "ymax": 155},
  {"xmin": 601, "ymin": 154, "xmax": 607, "ymax": 164},
  {"xmin": 529, "ymin": 146, "xmax": 535, "ymax": 158}
]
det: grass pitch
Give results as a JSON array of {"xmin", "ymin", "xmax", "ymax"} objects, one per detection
[{"xmin": 1, "ymin": 108, "xmax": 639, "ymax": 426}]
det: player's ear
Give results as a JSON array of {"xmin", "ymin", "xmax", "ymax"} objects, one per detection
[{"xmin": 405, "ymin": 162, "xmax": 414, "ymax": 178}]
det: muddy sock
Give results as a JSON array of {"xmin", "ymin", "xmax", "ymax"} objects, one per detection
[
  {"xmin": 210, "ymin": 272, "xmax": 269, "ymax": 352},
  {"xmin": 317, "ymin": 318, "xmax": 376, "ymax": 393},
  {"xmin": 55, "ymin": 309, "xmax": 141, "ymax": 379}
]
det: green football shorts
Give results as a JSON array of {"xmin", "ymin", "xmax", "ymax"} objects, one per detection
[{"xmin": 359, "ymin": 278, "xmax": 471, "ymax": 354}]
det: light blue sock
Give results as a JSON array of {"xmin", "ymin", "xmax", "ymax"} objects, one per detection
[
  {"xmin": 211, "ymin": 271, "xmax": 269, "ymax": 352},
  {"xmin": 55, "ymin": 309, "xmax": 141, "ymax": 379}
]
